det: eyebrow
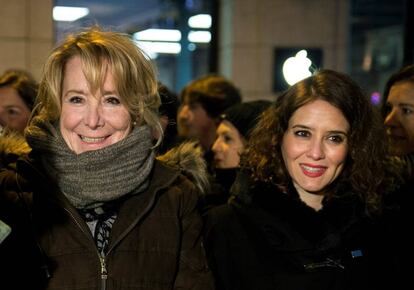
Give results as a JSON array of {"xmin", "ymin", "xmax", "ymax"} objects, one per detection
[
  {"xmin": 63, "ymin": 89, "xmax": 118, "ymax": 98},
  {"xmin": 63, "ymin": 89, "xmax": 85, "ymax": 97},
  {"xmin": 398, "ymin": 102, "xmax": 414, "ymax": 107},
  {"xmin": 387, "ymin": 101, "xmax": 414, "ymax": 107},
  {"xmin": 4, "ymin": 104, "xmax": 24, "ymax": 109},
  {"xmin": 291, "ymin": 124, "xmax": 348, "ymax": 135}
]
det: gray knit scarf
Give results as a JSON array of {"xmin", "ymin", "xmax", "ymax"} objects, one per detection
[{"xmin": 25, "ymin": 120, "xmax": 155, "ymax": 209}]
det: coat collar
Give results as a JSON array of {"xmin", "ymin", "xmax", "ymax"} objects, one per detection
[{"xmin": 231, "ymin": 172, "xmax": 366, "ymax": 248}]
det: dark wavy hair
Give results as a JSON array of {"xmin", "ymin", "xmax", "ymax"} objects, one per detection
[
  {"xmin": 381, "ymin": 64, "xmax": 414, "ymax": 118},
  {"xmin": 241, "ymin": 69, "xmax": 387, "ymax": 213}
]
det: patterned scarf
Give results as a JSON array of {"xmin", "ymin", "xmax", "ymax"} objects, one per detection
[
  {"xmin": 26, "ymin": 119, "xmax": 155, "ymax": 209},
  {"xmin": 80, "ymin": 205, "xmax": 119, "ymax": 255}
]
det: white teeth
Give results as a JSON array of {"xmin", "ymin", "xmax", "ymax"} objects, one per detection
[
  {"xmin": 81, "ymin": 136, "xmax": 105, "ymax": 143},
  {"xmin": 302, "ymin": 165, "xmax": 324, "ymax": 172}
]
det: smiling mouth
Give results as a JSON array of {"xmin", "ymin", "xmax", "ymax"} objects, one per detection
[
  {"xmin": 300, "ymin": 164, "xmax": 327, "ymax": 177},
  {"xmin": 80, "ymin": 135, "xmax": 107, "ymax": 143}
]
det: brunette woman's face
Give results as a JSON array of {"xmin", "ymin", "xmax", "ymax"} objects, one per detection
[
  {"xmin": 212, "ymin": 120, "xmax": 244, "ymax": 168},
  {"xmin": 60, "ymin": 56, "xmax": 132, "ymax": 154},
  {"xmin": 0, "ymin": 86, "xmax": 31, "ymax": 133},
  {"xmin": 384, "ymin": 81, "xmax": 414, "ymax": 155},
  {"xmin": 281, "ymin": 100, "xmax": 349, "ymax": 198}
]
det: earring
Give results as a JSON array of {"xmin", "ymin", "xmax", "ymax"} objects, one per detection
[{"xmin": 132, "ymin": 121, "xmax": 137, "ymax": 126}]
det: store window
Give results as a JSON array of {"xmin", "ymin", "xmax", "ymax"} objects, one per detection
[{"xmin": 349, "ymin": 0, "xmax": 405, "ymax": 105}]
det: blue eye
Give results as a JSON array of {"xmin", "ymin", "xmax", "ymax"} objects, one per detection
[
  {"xmin": 69, "ymin": 96, "xmax": 83, "ymax": 103},
  {"xmin": 105, "ymin": 97, "xmax": 121, "ymax": 105}
]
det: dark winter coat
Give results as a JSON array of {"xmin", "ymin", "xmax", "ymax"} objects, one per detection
[
  {"xmin": 381, "ymin": 155, "xmax": 414, "ymax": 290},
  {"xmin": 204, "ymin": 173, "xmax": 398, "ymax": 290},
  {"xmin": 0, "ymin": 136, "xmax": 214, "ymax": 290}
]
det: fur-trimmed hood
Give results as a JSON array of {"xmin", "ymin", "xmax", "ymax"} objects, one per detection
[
  {"xmin": 0, "ymin": 132, "xmax": 31, "ymax": 168},
  {"xmin": 156, "ymin": 141, "xmax": 210, "ymax": 195}
]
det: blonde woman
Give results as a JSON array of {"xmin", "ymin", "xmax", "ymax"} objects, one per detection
[{"xmin": 0, "ymin": 27, "xmax": 214, "ymax": 290}]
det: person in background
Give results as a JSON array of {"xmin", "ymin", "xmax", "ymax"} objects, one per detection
[
  {"xmin": 382, "ymin": 64, "xmax": 414, "ymax": 175},
  {"xmin": 382, "ymin": 64, "xmax": 414, "ymax": 156},
  {"xmin": 0, "ymin": 69, "xmax": 37, "ymax": 134},
  {"xmin": 380, "ymin": 64, "xmax": 414, "ymax": 289},
  {"xmin": 0, "ymin": 27, "xmax": 214, "ymax": 290},
  {"xmin": 205, "ymin": 100, "xmax": 271, "ymax": 207},
  {"xmin": 156, "ymin": 82, "xmax": 181, "ymax": 155},
  {"xmin": 177, "ymin": 75, "xmax": 242, "ymax": 169},
  {"xmin": 205, "ymin": 70, "xmax": 397, "ymax": 290}
]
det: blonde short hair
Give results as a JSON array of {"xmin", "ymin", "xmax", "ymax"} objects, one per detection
[{"xmin": 32, "ymin": 26, "xmax": 161, "ymax": 137}]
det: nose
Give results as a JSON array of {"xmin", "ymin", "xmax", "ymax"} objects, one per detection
[
  {"xmin": 84, "ymin": 102, "xmax": 104, "ymax": 129},
  {"xmin": 212, "ymin": 137, "xmax": 223, "ymax": 153},
  {"xmin": 178, "ymin": 104, "xmax": 191, "ymax": 121},
  {"xmin": 384, "ymin": 108, "xmax": 400, "ymax": 128},
  {"xmin": 306, "ymin": 139, "xmax": 325, "ymax": 160}
]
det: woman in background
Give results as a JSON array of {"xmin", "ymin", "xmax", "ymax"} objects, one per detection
[
  {"xmin": 382, "ymin": 64, "xmax": 414, "ymax": 157},
  {"xmin": 0, "ymin": 69, "xmax": 37, "ymax": 134},
  {"xmin": 381, "ymin": 64, "xmax": 414, "ymax": 289},
  {"xmin": 203, "ymin": 100, "xmax": 271, "ymax": 208}
]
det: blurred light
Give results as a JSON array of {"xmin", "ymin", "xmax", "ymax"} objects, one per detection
[
  {"xmin": 133, "ymin": 29, "xmax": 181, "ymax": 42},
  {"xmin": 135, "ymin": 41, "xmax": 181, "ymax": 58},
  {"xmin": 185, "ymin": 0, "xmax": 194, "ymax": 9},
  {"xmin": 188, "ymin": 31, "xmax": 211, "ymax": 43},
  {"xmin": 282, "ymin": 50, "xmax": 312, "ymax": 86},
  {"xmin": 362, "ymin": 53, "xmax": 372, "ymax": 71},
  {"xmin": 188, "ymin": 43, "xmax": 197, "ymax": 51},
  {"xmin": 188, "ymin": 14, "xmax": 212, "ymax": 29},
  {"xmin": 53, "ymin": 6, "xmax": 89, "ymax": 22},
  {"xmin": 371, "ymin": 91, "xmax": 381, "ymax": 105}
]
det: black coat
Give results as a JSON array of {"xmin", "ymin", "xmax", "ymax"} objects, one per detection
[
  {"xmin": 205, "ymin": 176, "xmax": 398, "ymax": 290},
  {"xmin": 381, "ymin": 175, "xmax": 414, "ymax": 290}
]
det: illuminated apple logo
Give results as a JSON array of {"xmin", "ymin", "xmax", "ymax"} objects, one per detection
[{"xmin": 282, "ymin": 49, "xmax": 312, "ymax": 86}]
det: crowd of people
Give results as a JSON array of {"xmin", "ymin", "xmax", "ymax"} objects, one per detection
[{"xmin": 0, "ymin": 26, "xmax": 413, "ymax": 290}]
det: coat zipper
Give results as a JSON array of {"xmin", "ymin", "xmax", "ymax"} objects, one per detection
[
  {"xmin": 63, "ymin": 207, "xmax": 109, "ymax": 290},
  {"xmin": 100, "ymin": 255, "xmax": 108, "ymax": 290},
  {"xmin": 59, "ymin": 164, "xmax": 178, "ymax": 289}
]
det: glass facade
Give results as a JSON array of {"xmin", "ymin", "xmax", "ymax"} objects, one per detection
[
  {"xmin": 54, "ymin": 0, "xmax": 215, "ymax": 94},
  {"xmin": 53, "ymin": 0, "xmax": 411, "ymax": 103},
  {"xmin": 349, "ymin": 0, "xmax": 405, "ymax": 105}
]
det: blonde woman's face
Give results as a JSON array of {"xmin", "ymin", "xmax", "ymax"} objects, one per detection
[
  {"xmin": 212, "ymin": 120, "xmax": 244, "ymax": 168},
  {"xmin": 60, "ymin": 56, "xmax": 132, "ymax": 154}
]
